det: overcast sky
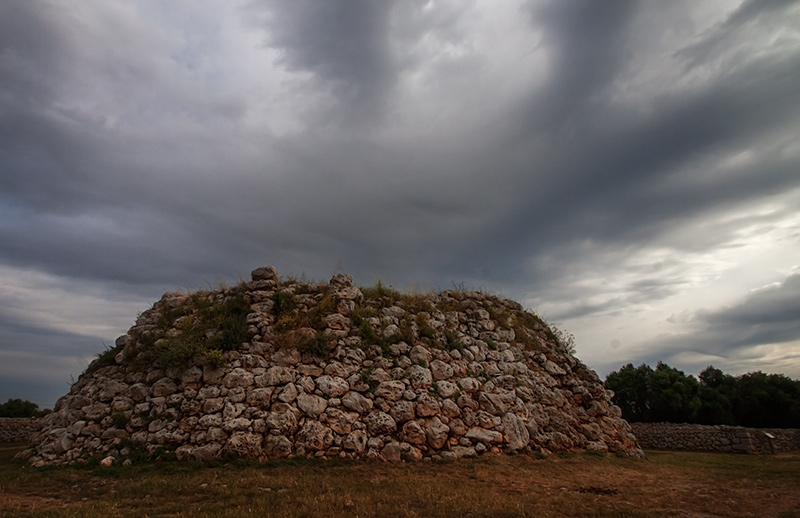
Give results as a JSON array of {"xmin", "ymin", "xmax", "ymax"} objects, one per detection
[{"xmin": 2, "ymin": 0, "xmax": 799, "ymax": 408}]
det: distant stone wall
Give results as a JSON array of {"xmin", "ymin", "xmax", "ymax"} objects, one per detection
[
  {"xmin": 631, "ymin": 422, "xmax": 800, "ymax": 454},
  {"xmin": 0, "ymin": 418, "xmax": 42, "ymax": 442}
]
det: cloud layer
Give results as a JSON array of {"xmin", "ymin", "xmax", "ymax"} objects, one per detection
[{"xmin": 1, "ymin": 0, "xmax": 799, "ymax": 406}]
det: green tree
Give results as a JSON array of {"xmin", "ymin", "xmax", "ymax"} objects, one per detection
[
  {"xmin": 697, "ymin": 366, "xmax": 735, "ymax": 425},
  {"xmin": 606, "ymin": 362, "xmax": 704, "ymax": 423},
  {"xmin": 647, "ymin": 362, "xmax": 701, "ymax": 423},
  {"xmin": 607, "ymin": 363, "xmax": 800, "ymax": 427},
  {"xmin": 734, "ymin": 372, "xmax": 800, "ymax": 428},
  {"xmin": 0, "ymin": 398, "xmax": 40, "ymax": 418},
  {"xmin": 604, "ymin": 363, "xmax": 653, "ymax": 422}
]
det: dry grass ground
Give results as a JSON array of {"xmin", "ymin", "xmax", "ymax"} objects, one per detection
[{"xmin": 1, "ymin": 443, "xmax": 798, "ymax": 518}]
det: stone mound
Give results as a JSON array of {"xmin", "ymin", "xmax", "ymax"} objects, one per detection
[{"xmin": 21, "ymin": 267, "xmax": 642, "ymax": 465}]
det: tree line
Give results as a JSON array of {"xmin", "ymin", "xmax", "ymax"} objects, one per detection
[
  {"xmin": 0, "ymin": 398, "xmax": 50, "ymax": 418},
  {"xmin": 604, "ymin": 362, "xmax": 800, "ymax": 428}
]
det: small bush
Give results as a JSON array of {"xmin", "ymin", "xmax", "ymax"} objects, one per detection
[
  {"xmin": 302, "ymin": 293, "xmax": 337, "ymax": 328},
  {"xmin": 550, "ymin": 323, "xmax": 576, "ymax": 354},
  {"xmin": 444, "ymin": 330, "xmax": 463, "ymax": 352},
  {"xmin": 360, "ymin": 369, "xmax": 379, "ymax": 392},
  {"xmin": 86, "ymin": 343, "xmax": 123, "ymax": 374},
  {"xmin": 398, "ymin": 320, "xmax": 415, "ymax": 343},
  {"xmin": 350, "ymin": 305, "xmax": 379, "ymax": 325},
  {"xmin": 274, "ymin": 314, "xmax": 298, "ymax": 332},
  {"xmin": 127, "ymin": 292, "xmax": 253, "ymax": 371},
  {"xmin": 359, "ymin": 320, "xmax": 377, "ymax": 342},
  {"xmin": 111, "ymin": 412, "xmax": 129, "ymax": 429},
  {"xmin": 361, "ymin": 280, "xmax": 401, "ymax": 306},
  {"xmin": 202, "ymin": 349, "xmax": 226, "ymax": 369},
  {"xmin": 271, "ymin": 291, "xmax": 296, "ymax": 316},
  {"xmin": 417, "ymin": 317, "xmax": 437, "ymax": 340},
  {"xmin": 153, "ymin": 337, "xmax": 202, "ymax": 367},
  {"xmin": 299, "ymin": 331, "xmax": 334, "ymax": 358},
  {"xmin": 208, "ymin": 295, "xmax": 254, "ymax": 351}
]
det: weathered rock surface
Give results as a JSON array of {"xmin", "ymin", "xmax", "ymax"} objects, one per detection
[{"xmin": 20, "ymin": 267, "xmax": 641, "ymax": 465}]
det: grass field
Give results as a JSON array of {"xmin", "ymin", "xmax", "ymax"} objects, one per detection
[{"xmin": 1, "ymin": 443, "xmax": 798, "ymax": 517}]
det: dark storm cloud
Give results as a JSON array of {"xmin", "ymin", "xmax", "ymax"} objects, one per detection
[
  {"xmin": 1, "ymin": 1, "xmax": 799, "ymax": 405},
  {"xmin": 246, "ymin": 0, "xmax": 399, "ymax": 126},
  {"xmin": 680, "ymin": 0, "xmax": 798, "ymax": 68},
  {"xmin": 0, "ymin": 311, "xmax": 96, "ymax": 358},
  {"xmin": 0, "ymin": 2, "xmax": 66, "ymax": 108},
  {"xmin": 698, "ymin": 273, "xmax": 800, "ymax": 342},
  {"xmin": 458, "ymin": 0, "xmax": 800, "ymax": 293},
  {"xmin": 519, "ymin": 0, "xmax": 638, "ymax": 132},
  {"xmin": 631, "ymin": 272, "xmax": 800, "ymax": 375},
  {"xmin": 512, "ymin": 0, "xmax": 800, "ymax": 209},
  {"xmin": 0, "ymin": 307, "xmax": 109, "ymax": 407},
  {"xmin": 8, "ymin": 0, "xmax": 794, "ymax": 296},
  {"xmin": 0, "ymin": 2, "xmax": 267, "ymax": 288}
]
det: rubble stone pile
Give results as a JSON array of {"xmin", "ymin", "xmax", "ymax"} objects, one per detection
[{"xmin": 20, "ymin": 267, "xmax": 642, "ymax": 466}]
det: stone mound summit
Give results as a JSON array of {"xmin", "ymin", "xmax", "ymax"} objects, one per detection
[{"xmin": 21, "ymin": 267, "xmax": 642, "ymax": 465}]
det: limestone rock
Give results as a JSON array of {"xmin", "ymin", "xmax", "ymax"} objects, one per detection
[
  {"xmin": 296, "ymin": 393, "xmax": 327, "ymax": 418},
  {"xmin": 381, "ymin": 441, "xmax": 402, "ymax": 461},
  {"xmin": 365, "ymin": 411, "xmax": 397, "ymax": 435},
  {"xmin": 430, "ymin": 360, "xmax": 454, "ymax": 380},
  {"xmin": 390, "ymin": 400, "xmax": 416, "ymax": 423},
  {"xmin": 436, "ymin": 381, "xmax": 459, "ymax": 399},
  {"xmin": 223, "ymin": 432, "xmax": 263, "ymax": 459},
  {"xmin": 342, "ymin": 391, "xmax": 373, "ymax": 413},
  {"xmin": 502, "ymin": 413, "xmax": 530, "ymax": 450},
  {"xmin": 329, "ymin": 273, "xmax": 353, "ymax": 288},
  {"xmin": 424, "ymin": 417, "xmax": 450, "ymax": 449},
  {"xmin": 272, "ymin": 348, "xmax": 301, "ymax": 367},
  {"xmin": 247, "ymin": 387, "xmax": 274, "ymax": 408},
  {"xmin": 264, "ymin": 435, "xmax": 293, "ymax": 458},
  {"xmin": 224, "ymin": 368, "xmax": 254, "ymax": 389},
  {"xmin": 465, "ymin": 427, "xmax": 503, "ymax": 445},
  {"xmin": 22, "ymin": 268, "xmax": 642, "ymax": 465},
  {"xmin": 343, "ymin": 430, "xmax": 368, "ymax": 453},
  {"xmin": 189, "ymin": 443, "xmax": 223, "ymax": 461},
  {"xmin": 296, "ymin": 421, "xmax": 333, "ymax": 452},
  {"xmin": 151, "ymin": 378, "xmax": 178, "ymax": 398},
  {"xmin": 407, "ymin": 365, "xmax": 433, "ymax": 389},
  {"xmin": 265, "ymin": 407, "xmax": 298, "ymax": 434},
  {"xmin": 375, "ymin": 381, "xmax": 405, "ymax": 401},
  {"xmin": 181, "ymin": 367, "xmax": 203, "ymax": 386},
  {"xmin": 415, "ymin": 393, "xmax": 440, "ymax": 417},
  {"xmin": 251, "ymin": 266, "xmax": 278, "ymax": 282},
  {"xmin": 401, "ymin": 420, "xmax": 427, "ymax": 445},
  {"xmin": 316, "ymin": 375, "xmax": 349, "ymax": 397},
  {"xmin": 260, "ymin": 367, "xmax": 295, "ymax": 386},
  {"xmin": 409, "ymin": 345, "xmax": 432, "ymax": 365}
]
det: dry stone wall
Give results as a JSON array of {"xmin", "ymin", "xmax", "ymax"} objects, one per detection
[
  {"xmin": 20, "ymin": 267, "xmax": 642, "ymax": 466},
  {"xmin": 631, "ymin": 422, "xmax": 800, "ymax": 454},
  {"xmin": 0, "ymin": 418, "xmax": 42, "ymax": 442}
]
